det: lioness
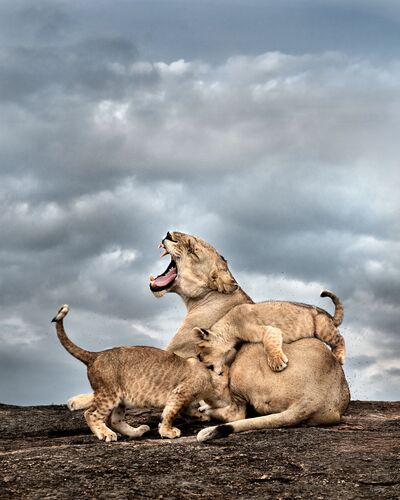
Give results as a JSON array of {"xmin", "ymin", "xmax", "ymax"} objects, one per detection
[
  {"xmin": 52, "ymin": 304, "xmax": 230, "ymax": 441},
  {"xmin": 192, "ymin": 289, "xmax": 346, "ymax": 374},
  {"xmin": 68, "ymin": 231, "xmax": 350, "ymax": 442}
]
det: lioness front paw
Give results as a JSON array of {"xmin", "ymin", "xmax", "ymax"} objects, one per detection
[
  {"xmin": 158, "ymin": 424, "xmax": 181, "ymax": 439},
  {"xmin": 199, "ymin": 403, "xmax": 211, "ymax": 413},
  {"xmin": 267, "ymin": 353, "xmax": 289, "ymax": 372},
  {"xmin": 189, "ymin": 407, "xmax": 211, "ymax": 421}
]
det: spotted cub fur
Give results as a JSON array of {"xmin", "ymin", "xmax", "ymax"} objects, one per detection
[{"xmin": 52, "ymin": 305, "xmax": 230, "ymax": 441}]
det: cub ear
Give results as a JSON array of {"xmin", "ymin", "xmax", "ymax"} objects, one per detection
[
  {"xmin": 223, "ymin": 347, "xmax": 238, "ymax": 367},
  {"xmin": 192, "ymin": 327, "xmax": 210, "ymax": 342},
  {"xmin": 209, "ymin": 267, "xmax": 238, "ymax": 294}
]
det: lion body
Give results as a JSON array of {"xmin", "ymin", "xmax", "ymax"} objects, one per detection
[
  {"xmin": 68, "ymin": 231, "xmax": 350, "ymax": 442},
  {"xmin": 53, "ymin": 307, "xmax": 229, "ymax": 441},
  {"xmin": 193, "ymin": 296, "xmax": 346, "ymax": 373}
]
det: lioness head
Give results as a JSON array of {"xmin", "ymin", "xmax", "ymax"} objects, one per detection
[
  {"xmin": 192, "ymin": 327, "xmax": 238, "ymax": 375},
  {"xmin": 149, "ymin": 231, "xmax": 238, "ymax": 299}
]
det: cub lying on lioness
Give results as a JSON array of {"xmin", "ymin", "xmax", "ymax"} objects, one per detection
[
  {"xmin": 52, "ymin": 305, "xmax": 230, "ymax": 441},
  {"xmin": 193, "ymin": 290, "xmax": 346, "ymax": 374}
]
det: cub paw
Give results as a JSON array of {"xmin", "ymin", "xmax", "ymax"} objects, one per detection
[
  {"xmin": 133, "ymin": 425, "xmax": 151, "ymax": 437},
  {"xmin": 95, "ymin": 428, "xmax": 118, "ymax": 442},
  {"xmin": 267, "ymin": 353, "xmax": 289, "ymax": 372},
  {"xmin": 158, "ymin": 424, "xmax": 181, "ymax": 439}
]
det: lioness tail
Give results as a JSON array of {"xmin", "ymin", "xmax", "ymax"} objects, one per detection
[
  {"xmin": 51, "ymin": 305, "xmax": 96, "ymax": 365},
  {"xmin": 320, "ymin": 290, "xmax": 344, "ymax": 326}
]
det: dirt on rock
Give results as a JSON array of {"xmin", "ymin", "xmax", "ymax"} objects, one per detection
[{"xmin": 0, "ymin": 401, "xmax": 399, "ymax": 499}]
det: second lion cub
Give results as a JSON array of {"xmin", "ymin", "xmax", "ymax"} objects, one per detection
[
  {"xmin": 52, "ymin": 305, "xmax": 230, "ymax": 442},
  {"xmin": 194, "ymin": 290, "xmax": 346, "ymax": 373}
]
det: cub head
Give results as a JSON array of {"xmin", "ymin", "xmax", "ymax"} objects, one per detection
[
  {"xmin": 192, "ymin": 327, "xmax": 238, "ymax": 376},
  {"xmin": 187, "ymin": 353, "xmax": 232, "ymax": 408},
  {"xmin": 149, "ymin": 231, "xmax": 238, "ymax": 299}
]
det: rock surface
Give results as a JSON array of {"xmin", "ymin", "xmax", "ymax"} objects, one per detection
[{"xmin": 0, "ymin": 401, "xmax": 399, "ymax": 499}]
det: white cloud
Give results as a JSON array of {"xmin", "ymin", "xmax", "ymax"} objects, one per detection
[{"xmin": 1, "ymin": 47, "xmax": 400, "ymax": 402}]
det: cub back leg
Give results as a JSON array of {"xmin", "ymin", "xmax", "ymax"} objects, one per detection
[
  {"xmin": 110, "ymin": 406, "xmax": 150, "ymax": 438},
  {"xmin": 67, "ymin": 392, "xmax": 94, "ymax": 411},
  {"xmin": 84, "ymin": 392, "xmax": 119, "ymax": 442},
  {"xmin": 159, "ymin": 384, "xmax": 194, "ymax": 439},
  {"xmin": 314, "ymin": 315, "xmax": 346, "ymax": 364}
]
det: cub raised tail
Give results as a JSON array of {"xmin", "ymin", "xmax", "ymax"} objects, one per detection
[
  {"xmin": 320, "ymin": 290, "xmax": 343, "ymax": 326},
  {"xmin": 51, "ymin": 304, "xmax": 96, "ymax": 365}
]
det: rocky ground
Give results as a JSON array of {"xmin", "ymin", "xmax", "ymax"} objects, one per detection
[{"xmin": 0, "ymin": 401, "xmax": 399, "ymax": 499}]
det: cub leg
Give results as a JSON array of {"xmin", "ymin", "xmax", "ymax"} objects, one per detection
[
  {"xmin": 261, "ymin": 325, "xmax": 288, "ymax": 371},
  {"xmin": 159, "ymin": 384, "xmax": 193, "ymax": 439},
  {"xmin": 314, "ymin": 315, "xmax": 346, "ymax": 364},
  {"xmin": 84, "ymin": 393, "xmax": 119, "ymax": 442},
  {"xmin": 67, "ymin": 392, "xmax": 94, "ymax": 411},
  {"xmin": 109, "ymin": 406, "xmax": 150, "ymax": 438}
]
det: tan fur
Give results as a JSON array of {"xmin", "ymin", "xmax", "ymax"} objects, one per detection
[
  {"xmin": 68, "ymin": 231, "xmax": 350, "ymax": 442},
  {"xmin": 52, "ymin": 305, "xmax": 230, "ymax": 441},
  {"xmin": 193, "ymin": 293, "xmax": 346, "ymax": 374}
]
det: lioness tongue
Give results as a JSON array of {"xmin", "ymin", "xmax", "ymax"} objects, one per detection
[{"xmin": 153, "ymin": 267, "xmax": 177, "ymax": 287}]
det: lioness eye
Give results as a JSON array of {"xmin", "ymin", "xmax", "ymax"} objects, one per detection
[
  {"xmin": 188, "ymin": 241, "xmax": 200, "ymax": 259},
  {"xmin": 206, "ymin": 365, "xmax": 214, "ymax": 371}
]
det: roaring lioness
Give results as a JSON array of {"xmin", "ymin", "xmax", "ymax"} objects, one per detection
[{"xmin": 68, "ymin": 231, "xmax": 350, "ymax": 442}]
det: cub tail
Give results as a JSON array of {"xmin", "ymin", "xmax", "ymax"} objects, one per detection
[
  {"xmin": 51, "ymin": 305, "xmax": 96, "ymax": 365},
  {"xmin": 320, "ymin": 290, "xmax": 344, "ymax": 326}
]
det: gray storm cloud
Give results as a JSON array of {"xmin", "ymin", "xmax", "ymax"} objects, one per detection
[{"xmin": 0, "ymin": 0, "xmax": 399, "ymax": 404}]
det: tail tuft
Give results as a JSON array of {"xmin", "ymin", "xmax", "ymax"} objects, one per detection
[
  {"xmin": 197, "ymin": 424, "xmax": 234, "ymax": 442},
  {"xmin": 51, "ymin": 304, "xmax": 69, "ymax": 323}
]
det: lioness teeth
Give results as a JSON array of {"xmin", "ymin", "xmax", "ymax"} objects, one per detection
[
  {"xmin": 160, "ymin": 250, "xmax": 169, "ymax": 257},
  {"xmin": 150, "ymin": 275, "xmax": 155, "ymax": 282}
]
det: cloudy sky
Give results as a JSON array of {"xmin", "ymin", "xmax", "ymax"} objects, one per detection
[{"xmin": 0, "ymin": 0, "xmax": 399, "ymax": 404}]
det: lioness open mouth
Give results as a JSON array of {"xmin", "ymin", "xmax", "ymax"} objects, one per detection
[{"xmin": 149, "ymin": 258, "xmax": 177, "ymax": 292}]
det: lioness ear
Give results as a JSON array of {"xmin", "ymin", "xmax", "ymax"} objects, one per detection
[
  {"xmin": 192, "ymin": 327, "xmax": 210, "ymax": 341},
  {"xmin": 209, "ymin": 267, "xmax": 238, "ymax": 294}
]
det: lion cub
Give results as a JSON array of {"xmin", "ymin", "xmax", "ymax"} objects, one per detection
[
  {"xmin": 52, "ymin": 305, "xmax": 230, "ymax": 442},
  {"xmin": 193, "ymin": 290, "xmax": 346, "ymax": 373}
]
